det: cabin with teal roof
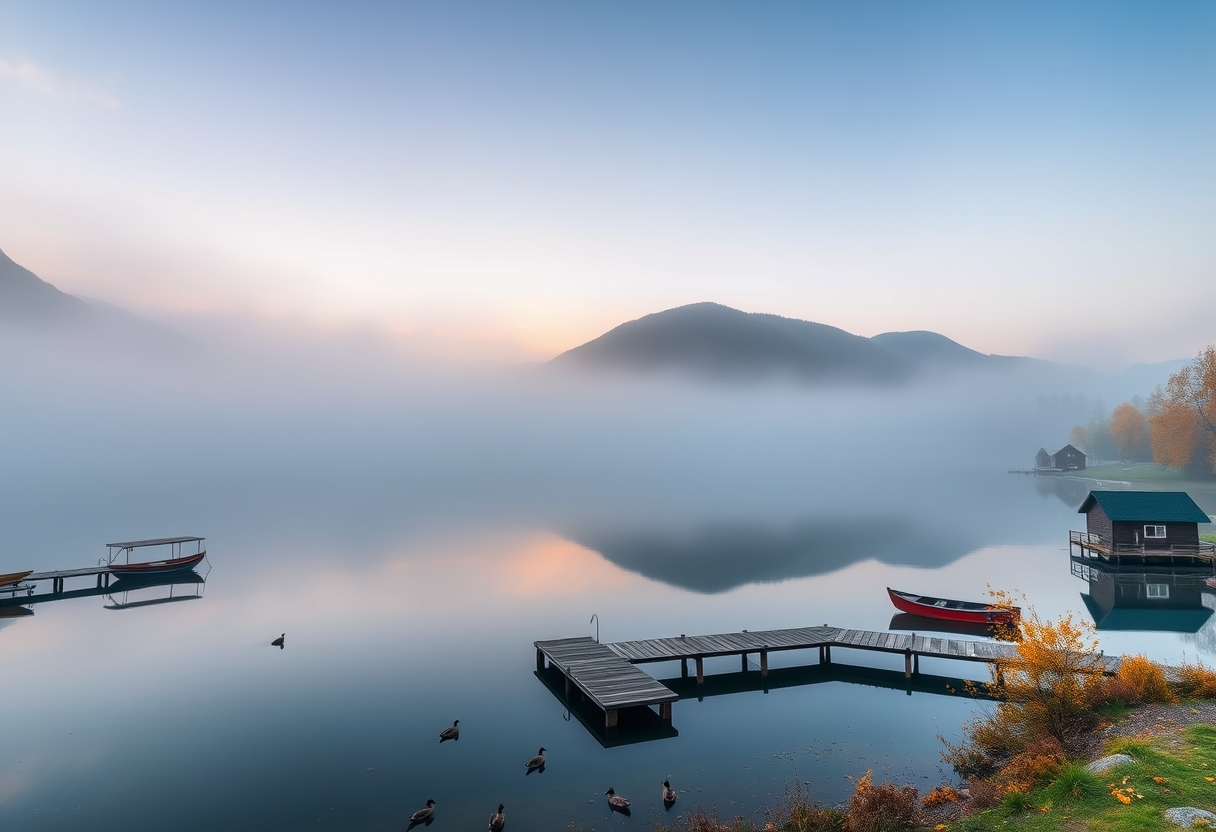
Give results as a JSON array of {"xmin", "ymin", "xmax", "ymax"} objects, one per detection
[{"xmin": 1071, "ymin": 490, "xmax": 1214, "ymax": 565}]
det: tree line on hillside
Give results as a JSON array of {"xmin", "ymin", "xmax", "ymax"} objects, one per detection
[{"xmin": 1068, "ymin": 346, "xmax": 1216, "ymax": 477}]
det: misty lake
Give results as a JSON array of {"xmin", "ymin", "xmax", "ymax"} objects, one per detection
[{"xmin": 2, "ymin": 364, "xmax": 1213, "ymax": 831}]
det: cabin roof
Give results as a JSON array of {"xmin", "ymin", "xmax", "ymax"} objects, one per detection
[
  {"xmin": 1077, "ymin": 491, "xmax": 1210, "ymax": 523},
  {"xmin": 105, "ymin": 536, "xmax": 205, "ymax": 549},
  {"xmin": 1054, "ymin": 444, "xmax": 1086, "ymax": 457}
]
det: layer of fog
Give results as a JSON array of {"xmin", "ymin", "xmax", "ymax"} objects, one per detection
[{"xmin": 1, "ymin": 325, "xmax": 1196, "ymax": 590}]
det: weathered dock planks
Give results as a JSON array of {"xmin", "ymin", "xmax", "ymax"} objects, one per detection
[{"xmin": 536, "ymin": 623, "xmax": 1122, "ymax": 730}]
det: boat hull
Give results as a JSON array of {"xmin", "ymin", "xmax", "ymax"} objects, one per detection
[
  {"xmin": 0, "ymin": 570, "xmax": 33, "ymax": 587},
  {"xmin": 108, "ymin": 551, "xmax": 206, "ymax": 577},
  {"xmin": 887, "ymin": 587, "xmax": 1018, "ymax": 625}
]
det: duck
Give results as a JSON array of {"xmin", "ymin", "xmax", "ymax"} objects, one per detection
[
  {"xmin": 525, "ymin": 747, "xmax": 546, "ymax": 771},
  {"xmin": 271, "ymin": 633, "xmax": 285, "ymax": 648},
  {"xmin": 662, "ymin": 779, "xmax": 677, "ymax": 805},
  {"xmin": 488, "ymin": 803, "xmax": 505, "ymax": 832},
  {"xmin": 409, "ymin": 799, "xmax": 435, "ymax": 824},
  {"xmin": 439, "ymin": 720, "xmax": 460, "ymax": 742},
  {"xmin": 605, "ymin": 788, "xmax": 630, "ymax": 810}
]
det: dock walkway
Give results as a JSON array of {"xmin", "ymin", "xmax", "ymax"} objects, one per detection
[{"xmin": 536, "ymin": 624, "xmax": 1118, "ymax": 729}]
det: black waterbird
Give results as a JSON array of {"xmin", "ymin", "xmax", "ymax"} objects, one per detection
[
  {"xmin": 409, "ymin": 799, "xmax": 435, "ymax": 825},
  {"xmin": 271, "ymin": 633, "xmax": 284, "ymax": 649},
  {"xmin": 439, "ymin": 720, "xmax": 460, "ymax": 742}
]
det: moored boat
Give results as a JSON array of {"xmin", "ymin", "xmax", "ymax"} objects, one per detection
[
  {"xmin": 0, "ymin": 570, "xmax": 33, "ymax": 587},
  {"xmin": 887, "ymin": 587, "xmax": 1019, "ymax": 625},
  {"xmin": 107, "ymin": 551, "xmax": 206, "ymax": 577},
  {"xmin": 105, "ymin": 537, "xmax": 207, "ymax": 578}
]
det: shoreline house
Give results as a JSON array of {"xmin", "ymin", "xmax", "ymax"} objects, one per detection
[
  {"xmin": 1051, "ymin": 444, "xmax": 1086, "ymax": 471},
  {"xmin": 1035, "ymin": 448, "xmax": 1051, "ymax": 469},
  {"xmin": 1070, "ymin": 490, "xmax": 1215, "ymax": 565}
]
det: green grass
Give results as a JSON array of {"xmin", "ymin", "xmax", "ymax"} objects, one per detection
[
  {"xmin": 1202, "ymin": 533, "xmax": 1216, "ymax": 545},
  {"xmin": 954, "ymin": 724, "xmax": 1216, "ymax": 831},
  {"xmin": 1072, "ymin": 463, "xmax": 1188, "ymax": 483}
]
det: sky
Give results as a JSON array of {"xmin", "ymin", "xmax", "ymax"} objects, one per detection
[{"xmin": 0, "ymin": 1, "xmax": 1213, "ymax": 367}]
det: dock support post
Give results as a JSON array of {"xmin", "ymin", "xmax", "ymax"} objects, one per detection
[
  {"xmin": 824, "ymin": 645, "xmax": 831, "ymax": 664},
  {"xmin": 995, "ymin": 663, "xmax": 1005, "ymax": 686},
  {"xmin": 105, "ymin": 572, "xmax": 110, "ymax": 588},
  {"xmin": 914, "ymin": 654, "xmax": 919, "ymax": 676},
  {"xmin": 564, "ymin": 676, "xmax": 570, "ymax": 697},
  {"xmin": 904, "ymin": 649, "xmax": 912, "ymax": 679},
  {"xmin": 695, "ymin": 657, "xmax": 704, "ymax": 684},
  {"xmin": 536, "ymin": 648, "xmax": 545, "ymax": 671},
  {"xmin": 741, "ymin": 653, "xmax": 748, "ymax": 672},
  {"xmin": 97, "ymin": 574, "xmax": 103, "ymax": 588},
  {"xmin": 659, "ymin": 702, "xmax": 672, "ymax": 721},
  {"xmin": 605, "ymin": 709, "xmax": 617, "ymax": 728},
  {"xmin": 760, "ymin": 649, "xmax": 768, "ymax": 677},
  {"xmin": 681, "ymin": 659, "xmax": 688, "ymax": 678}
]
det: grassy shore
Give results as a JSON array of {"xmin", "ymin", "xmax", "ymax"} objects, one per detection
[
  {"xmin": 1050, "ymin": 462, "xmax": 1189, "ymax": 483},
  {"xmin": 953, "ymin": 723, "xmax": 1216, "ymax": 831},
  {"xmin": 649, "ymin": 720, "xmax": 1216, "ymax": 832}
]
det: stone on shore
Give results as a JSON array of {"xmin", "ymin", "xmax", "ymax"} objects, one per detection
[
  {"xmin": 1165, "ymin": 807, "xmax": 1216, "ymax": 826},
  {"xmin": 1084, "ymin": 753, "xmax": 1134, "ymax": 774}
]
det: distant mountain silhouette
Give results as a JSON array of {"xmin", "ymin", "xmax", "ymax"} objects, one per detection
[
  {"xmin": 552, "ymin": 303, "xmax": 1036, "ymax": 384},
  {"xmin": 0, "ymin": 247, "xmax": 95, "ymax": 326},
  {"xmin": 552, "ymin": 302, "xmax": 911, "ymax": 384},
  {"xmin": 0, "ymin": 246, "xmax": 188, "ymax": 354}
]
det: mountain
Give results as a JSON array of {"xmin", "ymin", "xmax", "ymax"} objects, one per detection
[
  {"xmin": 0, "ymin": 247, "xmax": 188, "ymax": 354},
  {"xmin": 551, "ymin": 302, "xmax": 1036, "ymax": 384},
  {"xmin": 0, "ymin": 247, "xmax": 96, "ymax": 326},
  {"xmin": 551, "ymin": 302, "xmax": 912, "ymax": 384}
]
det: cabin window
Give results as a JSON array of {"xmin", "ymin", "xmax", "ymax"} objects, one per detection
[
  {"xmin": 1146, "ymin": 583, "xmax": 1170, "ymax": 599},
  {"xmin": 1144, "ymin": 525, "xmax": 1167, "ymax": 539}
]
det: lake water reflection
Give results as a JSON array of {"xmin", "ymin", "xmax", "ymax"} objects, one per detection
[{"xmin": 2, "ymin": 382, "xmax": 1214, "ymax": 830}]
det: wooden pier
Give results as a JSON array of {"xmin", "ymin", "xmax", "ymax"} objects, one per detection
[{"xmin": 536, "ymin": 624, "xmax": 1119, "ymax": 729}]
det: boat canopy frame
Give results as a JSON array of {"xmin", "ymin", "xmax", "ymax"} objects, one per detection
[{"xmin": 105, "ymin": 537, "xmax": 205, "ymax": 566}]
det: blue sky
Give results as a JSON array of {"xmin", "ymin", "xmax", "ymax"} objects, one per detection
[{"xmin": 1, "ymin": 1, "xmax": 1213, "ymax": 365}]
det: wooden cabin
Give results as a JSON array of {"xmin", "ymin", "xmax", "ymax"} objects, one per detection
[
  {"xmin": 1035, "ymin": 448, "xmax": 1051, "ymax": 469},
  {"xmin": 1051, "ymin": 444, "xmax": 1086, "ymax": 471},
  {"xmin": 1071, "ymin": 490, "xmax": 1214, "ymax": 564}
]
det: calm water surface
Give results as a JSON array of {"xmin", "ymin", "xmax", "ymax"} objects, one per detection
[{"xmin": 2, "ymin": 374, "xmax": 1213, "ymax": 830}]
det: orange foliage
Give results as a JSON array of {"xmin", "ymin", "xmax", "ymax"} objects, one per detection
[
  {"xmin": 1117, "ymin": 655, "xmax": 1176, "ymax": 704},
  {"xmin": 1175, "ymin": 663, "xmax": 1216, "ymax": 700},
  {"xmin": 920, "ymin": 785, "xmax": 960, "ymax": 807},
  {"xmin": 989, "ymin": 598, "xmax": 1106, "ymax": 747},
  {"xmin": 843, "ymin": 771, "xmax": 918, "ymax": 832},
  {"xmin": 998, "ymin": 737, "xmax": 1066, "ymax": 792},
  {"xmin": 1148, "ymin": 345, "xmax": 1216, "ymax": 474},
  {"xmin": 1110, "ymin": 403, "xmax": 1151, "ymax": 461}
]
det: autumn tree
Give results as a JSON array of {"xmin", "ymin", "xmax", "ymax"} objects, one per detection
[
  {"xmin": 1109, "ymin": 402, "xmax": 1151, "ymax": 461},
  {"xmin": 1148, "ymin": 345, "xmax": 1216, "ymax": 476}
]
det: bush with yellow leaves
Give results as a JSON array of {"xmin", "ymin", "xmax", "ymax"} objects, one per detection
[{"xmin": 1117, "ymin": 654, "xmax": 1176, "ymax": 704}]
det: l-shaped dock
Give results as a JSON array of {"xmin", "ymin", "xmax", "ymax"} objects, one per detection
[{"xmin": 535, "ymin": 624, "xmax": 1118, "ymax": 729}]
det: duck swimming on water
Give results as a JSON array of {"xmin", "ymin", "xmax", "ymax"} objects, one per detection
[
  {"xmin": 440, "ymin": 720, "xmax": 460, "ymax": 742},
  {"xmin": 271, "ymin": 633, "xmax": 284, "ymax": 648},
  {"xmin": 409, "ymin": 800, "xmax": 435, "ymax": 824},
  {"xmin": 525, "ymin": 747, "xmax": 546, "ymax": 771},
  {"xmin": 662, "ymin": 780, "xmax": 677, "ymax": 805},
  {"xmin": 488, "ymin": 803, "xmax": 505, "ymax": 831},
  {"xmin": 605, "ymin": 788, "xmax": 630, "ymax": 811}
]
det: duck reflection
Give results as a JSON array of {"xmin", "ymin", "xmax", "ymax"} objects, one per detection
[{"xmin": 1072, "ymin": 556, "xmax": 1214, "ymax": 633}]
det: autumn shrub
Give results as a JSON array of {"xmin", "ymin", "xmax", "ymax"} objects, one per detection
[
  {"xmin": 1117, "ymin": 654, "xmax": 1176, "ymax": 704},
  {"xmin": 997, "ymin": 737, "xmax": 1065, "ymax": 792},
  {"xmin": 681, "ymin": 808, "xmax": 757, "ymax": 832},
  {"xmin": 1086, "ymin": 675, "xmax": 1140, "ymax": 708},
  {"xmin": 920, "ymin": 785, "xmax": 959, "ymax": 808},
  {"xmin": 962, "ymin": 780, "xmax": 1001, "ymax": 812},
  {"xmin": 842, "ymin": 770, "xmax": 917, "ymax": 832},
  {"xmin": 939, "ymin": 736, "xmax": 996, "ymax": 781},
  {"xmin": 1175, "ymin": 662, "xmax": 1216, "ymax": 699},
  {"xmin": 770, "ymin": 779, "xmax": 845, "ymax": 832}
]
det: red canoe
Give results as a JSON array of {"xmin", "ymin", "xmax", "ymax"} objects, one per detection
[
  {"xmin": 887, "ymin": 587, "xmax": 1019, "ymax": 625},
  {"xmin": 107, "ymin": 551, "xmax": 206, "ymax": 577}
]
